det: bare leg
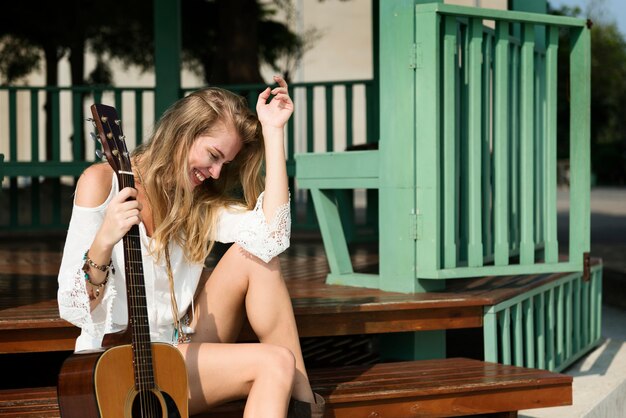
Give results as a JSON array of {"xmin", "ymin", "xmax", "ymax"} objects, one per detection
[
  {"xmin": 188, "ymin": 244, "xmax": 315, "ymax": 402},
  {"xmin": 178, "ymin": 342, "xmax": 295, "ymax": 416}
]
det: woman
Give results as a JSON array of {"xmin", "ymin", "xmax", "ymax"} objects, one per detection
[{"xmin": 57, "ymin": 76, "xmax": 324, "ymax": 417}]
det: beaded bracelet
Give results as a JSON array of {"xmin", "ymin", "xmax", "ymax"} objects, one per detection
[
  {"xmin": 84, "ymin": 251, "xmax": 112, "ymax": 272},
  {"xmin": 82, "ymin": 250, "xmax": 114, "ymax": 298}
]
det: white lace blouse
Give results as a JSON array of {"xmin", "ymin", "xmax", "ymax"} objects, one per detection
[{"xmin": 57, "ymin": 175, "xmax": 290, "ymax": 352}]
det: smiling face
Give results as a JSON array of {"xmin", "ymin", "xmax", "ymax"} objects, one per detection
[{"xmin": 187, "ymin": 122, "xmax": 243, "ymax": 188}]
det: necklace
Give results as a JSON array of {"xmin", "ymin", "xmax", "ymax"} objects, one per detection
[{"xmin": 134, "ymin": 164, "xmax": 189, "ymax": 345}]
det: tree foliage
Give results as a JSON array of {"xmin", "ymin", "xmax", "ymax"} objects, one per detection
[
  {"xmin": 0, "ymin": 0, "xmax": 311, "ymax": 86},
  {"xmin": 550, "ymin": 2, "xmax": 626, "ymax": 184},
  {"xmin": 0, "ymin": 0, "xmax": 312, "ymax": 161}
]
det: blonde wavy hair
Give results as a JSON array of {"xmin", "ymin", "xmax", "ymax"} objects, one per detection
[{"xmin": 133, "ymin": 88, "xmax": 264, "ymax": 264}]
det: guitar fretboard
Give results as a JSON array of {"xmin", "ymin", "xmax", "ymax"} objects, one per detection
[{"xmin": 119, "ymin": 171, "xmax": 155, "ymax": 391}]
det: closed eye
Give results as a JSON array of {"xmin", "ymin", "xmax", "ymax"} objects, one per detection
[
  {"xmin": 208, "ymin": 146, "xmax": 233, "ymax": 164},
  {"xmin": 206, "ymin": 148, "xmax": 219, "ymax": 161}
]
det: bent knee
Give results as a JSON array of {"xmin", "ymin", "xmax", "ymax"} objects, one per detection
[{"xmin": 257, "ymin": 345, "xmax": 296, "ymax": 388}]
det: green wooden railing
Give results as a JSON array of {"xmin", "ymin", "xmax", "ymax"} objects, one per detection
[
  {"xmin": 484, "ymin": 264, "xmax": 602, "ymax": 372},
  {"xmin": 297, "ymin": 3, "xmax": 591, "ymax": 291},
  {"xmin": 0, "ymin": 80, "xmax": 376, "ymax": 232},
  {"xmin": 424, "ymin": 4, "xmax": 591, "ymax": 279},
  {"xmin": 0, "ymin": 86, "xmax": 152, "ymax": 231}
]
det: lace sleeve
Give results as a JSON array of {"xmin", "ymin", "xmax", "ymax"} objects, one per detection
[
  {"xmin": 214, "ymin": 192, "xmax": 291, "ymax": 263},
  {"xmin": 57, "ymin": 181, "xmax": 118, "ymax": 341},
  {"xmin": 57, "ymin": 207, "xmax": 108, "ymax": 337}
]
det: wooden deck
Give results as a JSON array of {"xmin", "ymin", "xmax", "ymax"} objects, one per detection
[
  {"xmin": 0, "ymin": 358, "xmax": 573, "ymax": 418},
  {"xmin": 0, "ymin": 237, "xmax": 591, "ymax": 354},
  {"xmin": 0, "ymin": 237, "xmax": 577, "ymax": 416}
]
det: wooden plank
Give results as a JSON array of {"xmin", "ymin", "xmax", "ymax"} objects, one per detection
[
  {"xmin": 328, "ymin": 386, "xmax": 571, "ymax": 418},
  {"xmin": 442, "ymin": 15, "xmax": 458, "ymax": 270},
  {"xmin": 308, "ymin": 189, "xmax": 355, "ymax": 278},
  {"xmin": 414, "ymin": 3, "xmax": 443, "ymax": 280},
  {"xmin": 519, "ymin": 23, "xmax": 536, "ymax": 265},
  {"xmin": 509, "ymin": 43, "xmax": 521, "ymax": 252},
  {"xmin": 494, "ymin": 20, "xmax": 510, "ymax": 266},
  {"xmin": 239, "ymin": 306, "xmax": 483, "ymax": 341},
  {"xmin": 417, "ymin": 2, "xmax": 586, "ymax": 28},
  {"xmin": 543, "ymin": 26, "xmax": 559, "ymax": 264},
  {"xmin": 524, "ymin": 297, "xmax": 536, "ymax": 368},
  {"xmin": 0, "ymin": 386, "xmax": 59, "ymax": 417},
  {"xmin": 0, "ymin": 358, "xmax": 572, "ymax": 418},
  {"xmin": 0, "ymin": 300, "xmax": 67, "ymax": 329},
  {"xmin": 2, "ymin": 162, "xmax": 92, "ymax": 177},
  {"xmin": 467, "ymin": 17, "xmax": 484, "ymax": 267},
  {"xmin": 296, "ymin": 151, "xmax": 379, "ymax": 189},
  {"xmin": 568, "ymin": 25, "xmax": 591, "ymax": 267},
  {"xmin": 0, "ymin": 327, "xmax": 79, "ymax": 353},
  {"xmin": 0, "ymin": 240, "xmax": 601, "ymax": 354}
]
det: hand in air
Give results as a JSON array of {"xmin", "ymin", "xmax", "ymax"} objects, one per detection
[
  {"xmin": 99, "ymin": 187, "xmax": 142, "ymax": 248},
  {"xmin": 256, "ymin": 75, "xmax": 294, "ymax": 130}
]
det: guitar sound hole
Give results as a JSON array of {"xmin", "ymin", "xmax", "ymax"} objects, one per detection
[
  {"xmin": 131, "ymin": 390, "xmax": 162, "ymax": 417},
  {"xmin": 130, "ymin": 390, "xmax": 181, "ymax": 418}
]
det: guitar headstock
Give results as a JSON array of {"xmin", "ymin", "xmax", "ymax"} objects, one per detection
[{"xmin": 90, "ymin": 103, "xmax": 131, "ymax": 174}]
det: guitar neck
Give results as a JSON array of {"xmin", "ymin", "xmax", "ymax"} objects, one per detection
[{"xmin": 118, "ymin": 171, "xmax": 156, "ymax": 390}]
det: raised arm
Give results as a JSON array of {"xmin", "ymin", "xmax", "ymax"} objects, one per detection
[{"xmin": 255, "ymin": 75, "xmax": 293, "ymax": 221}]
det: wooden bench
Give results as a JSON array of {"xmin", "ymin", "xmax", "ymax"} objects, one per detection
[
  {"xmin": 0, "ymin": 358, "xmax": 572, "ymax": 418},
  {"xmin": 1, "ymin": 262, "xmax": 587, "ymax": 354},
  {"xmin": 0, "ymin": 244, "xmax": 602, "ymax": 355}
]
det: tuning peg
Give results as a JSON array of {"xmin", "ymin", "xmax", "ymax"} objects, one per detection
[
  {"xmin": 95, "ymin": 149, "xmax": 104, "ymax": 159},
  {"xmin": 89, "ymin": 132, "xmax": 98, "ymax": 142}
]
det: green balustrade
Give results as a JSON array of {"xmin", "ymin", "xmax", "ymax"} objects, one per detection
[
  {"xmin": 0, "ymin": 86, "xmax": 152, "ymax": 231},
  {"xmin": 484, "ymin": 264, "xmax": 602, "ymax": 372},
  {"xmin": 297, "ymin": 2, "xmax": 591, "ymax": 289},
  {"xmin": 419, "ymin": 4, "xmax": 590, "ymax": 278},
  {"xmin": 0, "ymin": 80, "xmax": 375, "ymax": 232}
]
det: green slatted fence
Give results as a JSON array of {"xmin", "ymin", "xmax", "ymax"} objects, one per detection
[
  {"xmin": 0, "ymin": 80, "xmax": 376, "ymax": 233},
  {"xmin": 0, "ymin": 86, "xmax": 152, "ymax": 231},
  {"xmin": 484, "ymin": 264, "xmax": 602, "ymax": 372},
  {"xmin": 419, "ymin": 4, "xmax": 591, "ymax": 278},
  {"xmin": 297, "ymin": 3, "xmax": 591, "ymax": 290}
]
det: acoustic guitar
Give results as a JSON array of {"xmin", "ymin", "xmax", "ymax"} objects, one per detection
[{"xmin": 57, "ymin": 104, "xmax": 189, "ymax": 418}]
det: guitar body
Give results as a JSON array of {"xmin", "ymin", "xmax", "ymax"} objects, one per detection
[
  {"xmin": 58, "ymin": 104, "xmax": 190, "ymax": 417},
  {"xmin": 58, "ymin": 343, "xmax": 189, "ymax": 418}
]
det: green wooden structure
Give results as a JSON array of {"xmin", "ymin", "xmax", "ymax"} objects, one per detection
[
  {"xmin": 484, "ymin": 264, "xmax": 602, "ymax": 372},
  {"xmin": 297, "ymin": 2, "xmax": 591, "ymax": 290},
  {"xmin": 295, "ymin": 1, "xmax": 596, "ymax": 365}
]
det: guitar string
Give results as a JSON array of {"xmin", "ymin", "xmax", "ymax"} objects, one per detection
[
  {"xmin": 127, "ymin": 129, "xmax": 156, "ymax": 417},
  {"xmin": 126, "ymin": 151, "xmax": 154, "ymax": 416},
  {"xmin": 106, "ymin": 115, "xmax": 155, "ymax": 416},
  {"xmin": 126, "ymin": 128, "xmax": 156, "ymax": 416},
  {"xmin": 105, "ymin": 116, "xmax": 144, "ymax": 414}
]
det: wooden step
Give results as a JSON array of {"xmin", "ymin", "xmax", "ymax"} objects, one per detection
[
  {"xmin": 0, "ymin": 386, "xmax": 59, "ymax": 417},
  {"xmin": 0, "ymin": 358, "xmax": 572, "ymax": 417},
  {"xmin": 0, "ymin": 240, "xmax": 599, "ymax": 354}
]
